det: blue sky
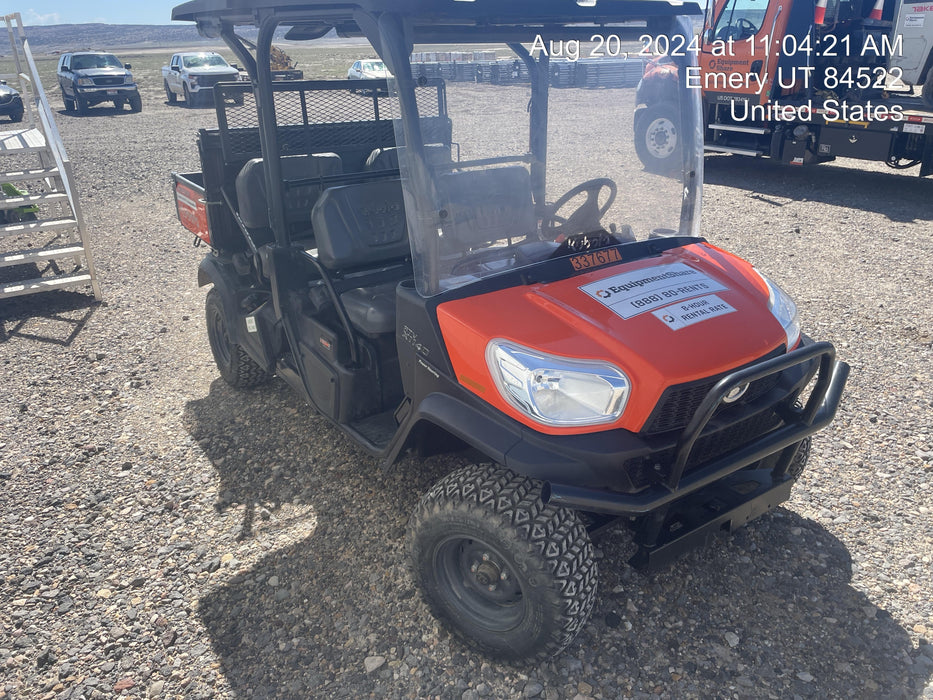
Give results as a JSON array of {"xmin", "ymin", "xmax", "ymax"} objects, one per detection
[{"xmin": 23, "ymin": 2, "xmax": 182, "ymax": 25}]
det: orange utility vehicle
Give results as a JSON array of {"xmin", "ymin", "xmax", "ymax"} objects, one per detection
[
  {"xmin": 172, "ymin": 0, "xmax": 849, "ymax": 660},
  {"xmin": 635, "ymin": 0, "xmax": 933, "ymax": 175}
]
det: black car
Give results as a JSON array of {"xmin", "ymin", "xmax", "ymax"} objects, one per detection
[
  {"xmin": 56, "ymin": 51, "xmax": 142, "ymax": 114},
  {"xmin": 0, "ymin": 82, "xmax": 24, "ymax": 122}
]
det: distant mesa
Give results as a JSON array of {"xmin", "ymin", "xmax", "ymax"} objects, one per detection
[{"xmin": 16, "ymin": 23, "xmax": 325, "ymax": 54}]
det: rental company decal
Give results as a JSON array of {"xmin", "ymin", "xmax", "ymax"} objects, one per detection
[{"xmin": 579, "ymin": 262, "xmax": 728, "ymax": 319}]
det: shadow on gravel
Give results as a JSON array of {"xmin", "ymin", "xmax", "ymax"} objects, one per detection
[
  {"xmin": 0, "ymin": 290, "xmax": 98, "ymax": 346},
  {"xmin": 184, "ymin": 382, "xmax": 929, "ymax": 697},
  {"xmin": 704, "ymin": 154, "xmax": 933, "ymax": 223}
]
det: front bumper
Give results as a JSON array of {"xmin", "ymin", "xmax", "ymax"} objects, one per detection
[
  {"xmin": 75, "ymin": 84, "xmax": 138, "ymax": 97},
  {"xmin": 543, "ymin": 341, "xmax": 848, "ymax": 514}
]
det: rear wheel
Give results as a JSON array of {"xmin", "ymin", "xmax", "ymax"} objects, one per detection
[
  {"xmin": 634, "ymin": 102, "xmax": 681, "ymax": 174},
  {"xmin": 408, "ymin": 464, "xmax": 597, "ymax": 661},
  {"xmin": 205, "ymin": 289, "xmax": 271, "ymax": 388}
]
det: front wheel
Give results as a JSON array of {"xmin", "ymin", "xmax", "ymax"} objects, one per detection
[
  {"xmin": 205, "ymin": 289, "xmax": 272, "ymax": 388},
  {"xmin": 164, "ymin": 80, "xmax": 177, "ymax": 104},
  {"xmin": 75, "ymin": 94, "xmax": 88, "ymax": 115},
  {"xmin": 408, "ymin": 465, "xmax": 597, "ymax": 661},
  {"xmin": 128, "ymin": 93, "xmax": 142, "ymax": 113},
  {"xmin": 634, "ymin": 102, "xmax": 681, "ymax": 174},
  {"xmin": 183, "ymin": 83, "xmax": 194, "ymax": 107}
]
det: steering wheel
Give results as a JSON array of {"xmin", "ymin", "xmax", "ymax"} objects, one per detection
[
  {"xmin": 717, "ymin": 17, "xmax": 757, "ymax": 41},
  {"xmin": 449, "ymin": 245, "xmax": 520, "ymax": 276},
  {"xmin": 542, "ymin": 178, "xmax": 617, "ymax": 240}
]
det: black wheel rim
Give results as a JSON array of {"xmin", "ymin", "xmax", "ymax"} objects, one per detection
[{"xmin": 433, "ymin": 536, "xmax": 524, "ymax": 631}]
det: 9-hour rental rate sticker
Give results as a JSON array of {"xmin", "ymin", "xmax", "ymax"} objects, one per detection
[{"xmin": 652, "ymin": 294, "xmax": 737, "ymax": 330}]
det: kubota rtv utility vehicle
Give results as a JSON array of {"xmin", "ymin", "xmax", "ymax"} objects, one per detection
[{"xmin": 171, "ymin": 0, "xmax": 849, "ymax": 661}]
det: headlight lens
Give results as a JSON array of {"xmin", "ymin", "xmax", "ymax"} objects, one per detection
[
  {"xmin": 755, "ymin": 270, "xmax": 801, "ymax": 349},
  {"xmin": 189, "ymin": 76, "xmax": 198, "ymax": 86},
  {"xmin": 486, "ymin": 340, "xmax": 630, "ymax": 427},
  {"xmin": 76, "ymin": 77, "xmax": 94, "ymax": 86}
]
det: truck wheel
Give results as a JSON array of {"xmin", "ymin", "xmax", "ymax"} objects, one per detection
[
  {"xmin": 164, "ymin": 80, "xmax": 177, "ymax": 104},
  {"xmin": 129, "ymin": 93, "xmax": 142, "ymax": 113},
  {"xmin": 634, "ymin": 102, "xmax": 681, "ymax": 174},
  {"xmin": 113, "ymin": 98, "xmax": 126, "ymax": 110},
  {"xmin": 183, "ymin": 83, "xmax": 195, "ymax": 108},
  {"xmin": 75, "ymin": 95, "xmax": 89, "ymax": 115},
  {"xmin": 10, "ymin": 109, "xmax": 23, "ymax": 123},
  {"xmin": 408, "ymin": 464, "xmax": 597, "ymax": 661},
  {"xmin": 205, "ymin": 289, "xmax": 271, "ymax": 388},
  {"xmin": 63, "ymin": 91, "xmax": 75, "ymax": 112},
  {"xmin": 922, "ymin": 69, "xmax": 933, "ymax": 109}
]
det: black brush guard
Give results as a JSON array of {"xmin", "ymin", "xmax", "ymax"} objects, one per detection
[{"xmin": 543, "ymin": 342, "xmax": 850, "ymax": 568}]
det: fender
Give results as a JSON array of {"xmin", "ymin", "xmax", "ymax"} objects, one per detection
[
  {"xmin": 197, "ymin": 255, "xmax": 244, "ymax": 346},
  {"xmin": 384, "ymin": 391, "xmax": 604, "ymax": 486}
]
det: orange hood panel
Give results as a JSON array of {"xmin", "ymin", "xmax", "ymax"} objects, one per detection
[{"xmin": 436, "ymin": 243, "xmax": 788, "ymax": 435}]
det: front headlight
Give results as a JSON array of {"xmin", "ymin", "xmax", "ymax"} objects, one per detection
[
  {"xmin": 754, "ymin": 270, "xmax": 801, "ymax": 349},
  {"xmin": 189, "ymin": 76, "xmax": 198, "ymax": 86},
  {"xmin": 124, "ymin": 72, "xmax": 133, "ymax": 84},
  {"xmin": 486, "ymin": 340, "xmax": 630, "ymax": 427},
  {"xmin": 76, "ymin": 77, "xmax": 94, "ymax": 86}
]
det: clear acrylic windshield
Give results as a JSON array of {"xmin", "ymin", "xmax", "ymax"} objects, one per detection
[{"xmin": 385, "ymin": 17, "xmax": 703, "ymax": 296}]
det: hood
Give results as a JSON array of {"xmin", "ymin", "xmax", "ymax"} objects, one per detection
[
  {"xmin": 436, "ymin": 242, "xmax": 789, "ymax": 435},
  {"xmin": 0, "ymin": 84, "xmax": 19, "ymax": 98},
  {"xmin": 73, "ymin": 67, "xmax": 128, "ymax": 77}
]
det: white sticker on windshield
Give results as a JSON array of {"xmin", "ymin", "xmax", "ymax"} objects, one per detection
[
  {"xmin": 578, "ymin": 262, "xmax": 727, "ymax": 319},
  {"xmin": 652, "ymin": 295, "xmax": 736, "ymax": 330}
]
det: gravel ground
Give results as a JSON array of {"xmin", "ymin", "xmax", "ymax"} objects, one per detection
[{"xmin": 1, "ymin": 76, "xmax": 932, "ymax": 700}]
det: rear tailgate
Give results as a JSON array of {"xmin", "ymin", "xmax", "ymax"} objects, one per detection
[{"xmin": 172, "ymin": 172, "xmax": 210, "ymax": 245}]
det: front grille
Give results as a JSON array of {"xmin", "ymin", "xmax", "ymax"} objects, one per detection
[
  {"xmin": 196, "ymin": 75, "xmax": 232, "ymax": 89},
  {"xmin": 643, "ymin": 346, "xmax": 785, "ymax": 434},
  {"xmin": 625, "ymin": 408, "xmax": 785, "ymax": 490},
  {"xmin": 92, "ymin": 76, "xmax": 124, "ymax": 86}
]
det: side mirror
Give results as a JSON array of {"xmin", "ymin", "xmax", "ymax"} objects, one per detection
[
  {"xmin": 124, "ymin": 63, "xmax": 132, "ymax": 70},
  {"xmin": 173, "ymin": 66, "xmax": 180, "ymax": 72}
]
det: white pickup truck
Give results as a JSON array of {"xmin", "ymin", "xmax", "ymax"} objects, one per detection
[{"xmin": 161, "ymin": 52, "xmax": 241, "ymax": 107}]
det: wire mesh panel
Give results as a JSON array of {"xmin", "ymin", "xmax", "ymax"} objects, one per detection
[{"xmin": 214, "ymin": 79, "xmax": 449, "ymax": 164}]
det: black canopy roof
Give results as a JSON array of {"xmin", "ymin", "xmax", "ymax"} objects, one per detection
[{"xmin": 172, "ymin": 0, "xmax": 702, "ymax": 42}]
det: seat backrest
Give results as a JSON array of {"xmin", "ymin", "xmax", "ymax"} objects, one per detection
[
  {"xmin": 435, "ymin": 166, "xmax": 535, "ymax": 249},
  {"xmin": 364, "ymin": 144, "xmax": 452, "ymax": 172},
  {"xmin": 311, "ymin": 179, "xmax": 409, "ymax": 270},
  {"xmin": 236, "ymin": 153, "xmax": 343, "ymax": 230}
]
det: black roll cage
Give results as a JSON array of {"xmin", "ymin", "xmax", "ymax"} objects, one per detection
[{"xmin": 181, "ymin": 1, "xmax": 703, "ymax": 293}]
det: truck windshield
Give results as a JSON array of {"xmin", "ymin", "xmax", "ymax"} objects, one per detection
[
  {"xmin": 73, "ymin": 54, "xmax": 123, "ymax": 70},
  {"xmin": 385, "ymin": 18, "xmax": 703, "ymax": 297},
  {"xmin": 183, "ymin": 54, "xmax": 229, "ymax": 68}
]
